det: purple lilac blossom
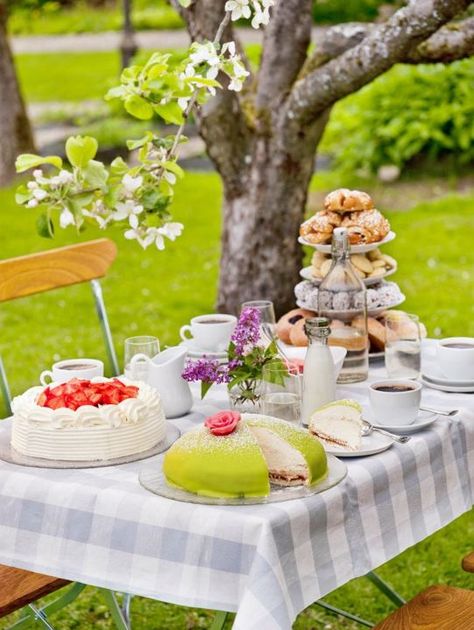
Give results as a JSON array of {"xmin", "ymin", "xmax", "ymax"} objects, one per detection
[
  {"xmin": 182, "ymin": 358, "xmax": 230, "ymax": 384},
  {"xmin": 231, "ymin": 307, "xmax": 261, "ymax": 356}
]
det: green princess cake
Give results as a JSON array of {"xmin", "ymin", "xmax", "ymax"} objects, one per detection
[{"xmin": 163, "ymin": 411, "xmax": 328, "ymax": 498}]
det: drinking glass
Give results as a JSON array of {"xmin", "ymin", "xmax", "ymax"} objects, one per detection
[
  {"xmin": 241, "ymin": 300, "xmax": 276, "ymax": 339},
  {"xmin": 261, "ymin": 363, "xmax": 302, "ymax": 425},
  {"xmin": 124, "ymin": 336, "xmax": 160, "ymax": 380},
  {"xmin": 384, "ymin": 313, "xmax": 421, "ymax": 379}
]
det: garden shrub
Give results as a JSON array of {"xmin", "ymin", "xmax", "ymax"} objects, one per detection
[
  {"xmin": 312, "ymin": 0, "xmax": 400, "ymax": 24},
  {"xmin": 320, "ymin": 59, "xmax": 474, "ymax": 174}
]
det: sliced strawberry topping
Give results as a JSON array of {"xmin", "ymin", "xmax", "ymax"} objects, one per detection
[{"xmin": 37, "ymin": 378, "xmax": 139, "ymax": 410}]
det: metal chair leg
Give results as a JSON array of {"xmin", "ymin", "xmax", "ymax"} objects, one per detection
[
  {"xmin": 366, "ymin": 570, "xmax": 406, "ymax": 607},
  {"xmin": 314, "ymin": 599, "xmax": 373, "ymax": 627},
  {"xmin": 97, "ymin": 588, "xmax": 130, "ymax": 630},
  {"xmin": 0, "ymin": 354, "xmax": 12, "ymax": 416},
  {"xmin": 210, "ymin": 610, "xmax": 228, "ymax": 630},
  {"xmin": 121, "ymin": 593, "xmax": 132, "ymax": 628},
  {"xmin": 90, "ymin": 279, "xmax": 120, "ymax": 376}
]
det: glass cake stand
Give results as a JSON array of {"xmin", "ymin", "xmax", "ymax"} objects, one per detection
[
  {"xmin": 0, "ymin": 421, "xmax": 180, "ymax": 469},
  {"xmin": 139, "ymin": 454, "xmax": 347, "ymax": 505}
]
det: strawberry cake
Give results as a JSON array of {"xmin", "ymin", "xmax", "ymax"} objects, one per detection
[{"xmin": 11, "ymin": 377, "xmax": 166, "ymax": 461}]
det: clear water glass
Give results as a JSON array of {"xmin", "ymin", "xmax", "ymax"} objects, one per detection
[
  {"xmin": 261, "ymin": 363, "xmax": 302, "ymax": 425},
  {"xmin": 124, "ymin": 336, "xmax": 160, "ymax": 380},
  {"xmin": 241, "ymin": 300, "xmax": 276, "ymax": 338},
  {"xmin": 385, "ymin": 313, "xmax": 421, "ymax": 379}
]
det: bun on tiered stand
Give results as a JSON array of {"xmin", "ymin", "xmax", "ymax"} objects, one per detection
[{"xmin": 278, "ymin": 188, "xmax": 423, "ymax": 357}]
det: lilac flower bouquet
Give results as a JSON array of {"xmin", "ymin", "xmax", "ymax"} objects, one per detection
[{"xmin": 182, "ymin": 307, "xmax": 283, "ymax": 409}]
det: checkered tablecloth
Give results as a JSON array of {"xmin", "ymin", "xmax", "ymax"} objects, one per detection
[{"xmin": 0, "ymin": 342, "xmax": 473, "ymax": 630}]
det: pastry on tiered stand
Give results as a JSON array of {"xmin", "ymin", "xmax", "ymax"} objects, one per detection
[
  {"xmin": 11, "ymin": 377, "xmax": 166, "ymax": 461},
  {"xmin": 304, "ymin": 249, "xmax": 397, "ymax": 285},
  {"xmin": 299, "ymin": 189, "xmax": 392, "ymax": 248}
]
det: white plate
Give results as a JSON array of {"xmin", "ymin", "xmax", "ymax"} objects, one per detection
[
  {"xmin": 179, "ymin": 339, "xmax": 228, "ymax": 360},
  {"xmin": 420, "ymin": 377, "xmax": 474, "ymax": 394},
  {"xmin": 366, "ymin": 409, "xmax": 438, "ymax": 434},
  {"xmin": 319, "ymin": 432, "xmax": 393, "ymax": 457},
  {"xmin": 139, "ymin": 454, "xmax": 347, "ymax": 505},
  {"xmin": 299, "ymin": 264, "xmax": 397, "ymax": 286},
  {"xmin": 296, "ymin": 295, "xmax": 405, "ymax": 319},
  {"xmin": 422, "ymin": 362, "xmax": 474, "ymax": 387},
  {"xmin": 298, "ymin": 231, "xmax": 396, "ymax": 254}
]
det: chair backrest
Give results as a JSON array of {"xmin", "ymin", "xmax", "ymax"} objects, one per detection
[
  {"xmin": 0, "ymin": 239, "xmax": 119, "ymax": 415},
  {"xmin": 0, "ymin": 239, "xmax": 117, "ymax": 302}
]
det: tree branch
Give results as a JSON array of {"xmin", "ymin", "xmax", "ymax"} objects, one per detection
[
  {"xmin": 256, "ymin": 0, "xmax": 312, "ymax": 120},
  {"xmin": 405, "ymin": 16, "xmax": 474, "ymax": 62},
  {"xmin": 170, "ymin": 0, "xmax": 252, "ymax": 195},
  {"xmin": 284, "ymin": 0, "xmax": 473, "ymax": 129}
]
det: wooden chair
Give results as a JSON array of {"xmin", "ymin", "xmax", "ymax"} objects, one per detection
[
  {"xmin": 0, "ymin": 239, "xmax": 130, "ymax": 629},
  {"xmin": 374, "ymin": 551, "xmax": 474, "ymax": 629},
  {"xmin": 0, "ymin": 238, "xmax": 120, "ymax": 415}
]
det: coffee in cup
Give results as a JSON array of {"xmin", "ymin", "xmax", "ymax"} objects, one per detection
[
  {"xmin": 369, "ymin": 379, "xmax": 421, "ymax": 425},
  {"xmin": 436, "ymin": 337, "xmax": 474, "ymax": 381},
  {"xmin": 180, "ymin": 314, "xmax": 237, "ymax": 352},
  {"xmin": 40, "ymin": 359, "xmax": 104, "ymax": 386}
]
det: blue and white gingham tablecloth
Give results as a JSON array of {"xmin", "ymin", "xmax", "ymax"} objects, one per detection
[{"xmin": 0, "ymin": 341, "xmax": 473, "ymax": 629}]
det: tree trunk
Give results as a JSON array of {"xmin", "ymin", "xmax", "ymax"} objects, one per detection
[
  {"xmin": 217, "ymin": 113, "xmax": 329, "ymax": 316},
  {"xmin": 0, "ymin": 4, "xmax": 35, "ymax": 186}
]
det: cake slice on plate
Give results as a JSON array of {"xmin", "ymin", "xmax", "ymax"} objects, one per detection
[{"xmin": 309, "ymin": 400, "xmax": 363, "ymax": 451}]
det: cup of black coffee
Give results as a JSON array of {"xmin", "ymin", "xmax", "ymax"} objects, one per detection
[
  {"xmin": 40, "ymin": 359, "xmax": 104, "ymax": 385},
  {"xmin": 437, "ymin": 337, "xmax": 474, "ymax": 381},
  {"xmin": 369, "ymin": 379, "xmax": 421, "ymax": 425}
]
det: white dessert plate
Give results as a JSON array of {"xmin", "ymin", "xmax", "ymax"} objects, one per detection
[
  {"xmin": 299, "ymin": 263, "xmax": 397, "ymax": 286},
  {"xmin": 420, "ymin": 377, "xmax": 474, "ymax": 394},
  {"xmin": 139, "ymin": 454, "xmax": 347, "ymax": 505},
  {"xmin": 0, "ymin": 422, "xmax": 181, "ymax": 469},
  {"xmin": 298, "ymin": 231, "xmax": 396, "ymax": 254},
  {"xmin": 366, "ymin": 409, "xmax": 438, "ymax": 434},
  {"xmin": 296, "ymin": 295, "xmax": 405, "ymax": 319},
  {"xmin": 421, "ymin": 362, "xmax": 474, "ymax": 387},
  {"xmin": 319, "ymin": 432, "xmax": 393, "ymax": 457},
  {"xmin": 179, "ymin": 339, "xmax": 228, "ymax": 360}
]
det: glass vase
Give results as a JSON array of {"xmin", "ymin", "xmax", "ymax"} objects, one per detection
[{"xmin": 228, "ymin": 380, "xmax": 262, "ymax": 414}]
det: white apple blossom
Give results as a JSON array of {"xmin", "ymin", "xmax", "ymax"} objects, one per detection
[
  {"xmin": 158, "ymin": 222, "xmax": 184, "ymax": 241},
  {"xmin": 122, "ymin": 173, "xmax": 143, "ymax": 195},
  {"xmin": 50, "ymin": 170, "xmax": 74, "ymax": 188},
  {"xmin": 225, "ymin": 0, "xmax": 251, "ymax": 21},
  {"xmin": 189, "ymin": 42, "xmax": 221, "ymax": 79},
  {"xmin": 32, "ymin": 188, "xmax": 48, "ymax": 201},
  {"xmin": 59, "ymin": 208, "xmax": 75, "ymax": 229},
  {"xmin": 27, "ymin": 199, "xmax": 38, "ymax": 208},
  {"xmin": 113, "ymin": 199, "xmax": 144, "ymax": 221}
]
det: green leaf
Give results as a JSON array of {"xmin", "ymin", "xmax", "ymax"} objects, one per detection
[
  {"xmin": 163, "ymin": 160, "xmax": 184, "ymax": 178},
  {"xmin": 124, "ymin": 95, "xmax": 154, "ymax": 120},
  {"xmin": 200, "ymin": 381, "xmax": 213, "ymax": 399},
  {"xmin": 36, "ymin": 213, "xmax": 54, "ymax": 239},
  {"xmin": 15, "ymin": 184, "xmax": 31, "ymax": 204},
  {"xmin": 65, "ymin": 136, "xmax": 98, "ymax": 168},
  {"xmin": 126, "ymin": 132, "xmax": 154, "ymax": 151},
  {"xmin": 110, "ymin": 156, "xmax": 129, "ymax": 175},
  {"xmin": 104, "ymin": 85, "xmax": 126, "ymax": 101},
  {"xmin": 154, "ymin": 102, "xmax": 184, "ymax": 125},
  {"xmin": 82, "ymin": 160, "xmax": 109, "ymax": 191},
  {"xmin": 178, "ymin": 0, "xmax": 192, "ymax": 6},
  {"xmin": 15, "ymin": 154, "xmax": 62, "ymax": 173}
]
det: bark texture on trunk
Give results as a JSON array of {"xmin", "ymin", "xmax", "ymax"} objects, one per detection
[
  {"xmin": 0, "ymin": 4, "xmax": 35, "ymax": 186},
  {"xmin": 176, "ymin": 0, "xmax": 473, "ymax": 315}
]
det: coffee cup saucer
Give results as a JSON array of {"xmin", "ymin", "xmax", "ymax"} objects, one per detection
[
  {"xmin": 421, "ymin": 362, "xmax": 474, "ymax": 387},
  {"xmin": 366, "ymin": 409, "xmax": 438, "ymax": 434},
  {"xmin": 179, "ymin": 339, "xmax": 228, "ymax": 360}
]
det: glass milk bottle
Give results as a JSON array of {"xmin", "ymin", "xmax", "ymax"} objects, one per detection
[
  {"xmin": 301, "ymin": 317, "xmax": 336, "ymax": 426},
  {"xmin": 318, "ymin": 227, "xmax": 369, "ymax": 383}
]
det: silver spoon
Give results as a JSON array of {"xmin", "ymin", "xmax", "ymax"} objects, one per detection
[
  {"xmin": 420, "ymin": 405, "xmax": 459, "ymax": 417},
  {"xmin": 361, "ymin": 419, "xmax": 411, "ymax": 444}
]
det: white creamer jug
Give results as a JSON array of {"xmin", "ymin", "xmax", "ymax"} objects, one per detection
[{"xmin": 131, "ymin": 346, "xmax": 193, "ymax": 418}]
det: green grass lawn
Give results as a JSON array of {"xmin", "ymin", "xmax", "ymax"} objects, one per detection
[
  {"xmin": 0, "ymin": 172, "xmax": 473, "ymax": 628},
  {"xmin": 9, "ymin": 0, "xmax": 183, "ymax": 35}
]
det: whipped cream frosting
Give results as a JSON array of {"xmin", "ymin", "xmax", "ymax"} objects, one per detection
[
  {"xmin": 11, "ymin": 377, "xmax": 162, "ymax": 429},
  {"xmin": 11, "ymin": 378, "xmax": 167, "ymax": 461}
]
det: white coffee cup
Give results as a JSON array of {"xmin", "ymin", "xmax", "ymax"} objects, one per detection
[
  {"xmin": 180, "ymin": 314, "xmax": 237, "ymax": 352},
  {"xmin": 40, "ymin": 359, "xmax": 104, "ymax": 386},
  {"xmin": 369, "ymin": 379, "xmax": 422, "ymax": 426},
  {"xmin": 437, "ymin": 337, "xmax": 474, "ymax": 381}
]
